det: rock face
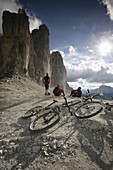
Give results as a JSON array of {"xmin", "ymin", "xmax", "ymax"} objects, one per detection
[
  {"xmin": 50, "ymin": 51, "xmax": 66, "ymax": 90},
  {"xmin": 0, "ymin": 35, "xmax": 2, "ymax": 68},
  {"xmin": 31, "ymin": 25, "xmax": 51, "ymax": 84},
  {"xmin": 0, "ymin": 9, "xmax": 67, "ymax": 89},
  {"xmin": 0, "ymin": 9, "xmax": 31, "ymax": 77}
]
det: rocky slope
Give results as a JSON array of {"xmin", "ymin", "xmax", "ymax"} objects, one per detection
[{"xmin": 0, "ymin": 76, "xmax": 113, "ymax": 170}]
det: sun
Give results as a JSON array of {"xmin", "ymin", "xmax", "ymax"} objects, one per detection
[{"xmin": 98, "ymin": 41, "xmax": 112, "ymax": 56}]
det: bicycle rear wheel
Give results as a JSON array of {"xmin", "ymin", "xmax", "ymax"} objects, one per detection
[
  {"xmin": 30, "ymin": 110, "xmax": 60, "ymax": 132},
  {"xmin": 22, "ymin": 106, "xmax": 42, "ymax": 118},
  {"xmin": 74, "ymin": 101, "xmax": 103, "ymax": 118}
]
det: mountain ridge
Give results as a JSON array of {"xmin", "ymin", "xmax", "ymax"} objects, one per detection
[{"xmin": 90, "ymin": 85, "xmax": 113, "ymax": 99}]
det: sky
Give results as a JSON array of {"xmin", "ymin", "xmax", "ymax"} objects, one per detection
[{"xmin": 0, "ymin": 0, "xmax": 113, "ymax": 90}]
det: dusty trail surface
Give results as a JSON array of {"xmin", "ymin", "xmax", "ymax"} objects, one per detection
[{"xmin": 0, "ymin": 76, "xmax": 113, "ymax": 170}]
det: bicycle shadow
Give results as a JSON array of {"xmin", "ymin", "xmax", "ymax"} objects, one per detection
[
  {"xmin": 0, "ymin": 95, "xmax": 53, "ymax": 112},
  {"xmin": 1, "ymin": 116, "xmax": 43, "ymax": 169},
  {"xmin": 62, "ymin": 116, "xmax": 113, "ymax": 170}
]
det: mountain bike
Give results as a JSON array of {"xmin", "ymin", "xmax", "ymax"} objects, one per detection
[
  {"xmin": 29, "ymin": 90, "xmax": 102, "ymax": 132},
  {"xmin": 74, "ymin": 92, "xmax": 113, "ymax": 119},
  {"xmin": 29, "ymin": 95, "xmax": 73, "ymax": 132},
  {"xmin": 28, "ymin": 90, "xmax": 113, "ymax": 132}
]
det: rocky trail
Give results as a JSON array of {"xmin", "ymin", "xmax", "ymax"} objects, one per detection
[{"xmin": 0, "ymin": 76, "xmax": 113, "ymax": 170}]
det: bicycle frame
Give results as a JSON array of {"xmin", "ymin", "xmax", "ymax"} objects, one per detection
[{"xmin": 35, "ymin": 100, "xmax": 59, "ymax": 116}]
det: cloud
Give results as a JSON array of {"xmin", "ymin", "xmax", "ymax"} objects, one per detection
[
  {"xmin": 50, "ymin": 49, "xmax": 65, "ymax": 59},
  {"xmin": 67, "ymin": 66, "xmax": 113, "ymax": 90},
  {"xmin": 27, "ymin": 13, "xmax": 42, "ymax": 32},
  {"xmin": 68, "ymin": 45, "xmax": 78, "ymax": 56},
  {"xmin": 58, "ymin": 43, "xmax": 113, "ymax": 89},
  {"xmin": 68, "ymin": 79, "xmax": 102, "ymax": 90},
  {"xmin": 0, "ymin": 0, "xmax": 22, "ymax": 33},
  {"xmin": 66, "ymin": 54, "xmax": 113, "ymax": 84},
  {"xmin": 69, "ymin": 46, "xmax": 76, "ymax": 53},
  {"xmin": 0, "ymin": 0, "xmax": 42, "ymax": 34},
  {"xmin": 100, "ymin": 0, "xmax": 113, "ymax": 20}
]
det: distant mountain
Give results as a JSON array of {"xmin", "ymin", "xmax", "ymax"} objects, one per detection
[{"xmin": 90, "ymin": 85, "xmax": 113, "ymax": 99}]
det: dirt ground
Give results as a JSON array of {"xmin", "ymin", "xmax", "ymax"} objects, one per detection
[{"xmin": 0, "ymin": 75, "xmax": 113, "ymax": 170}]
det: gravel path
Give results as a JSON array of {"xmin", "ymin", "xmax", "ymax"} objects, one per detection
[{"xmin": 0, "ymin": 76, "xmax": 113, "ymax": 170}]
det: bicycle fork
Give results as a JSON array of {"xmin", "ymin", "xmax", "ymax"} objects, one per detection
[{"xmin": 64, "ymin": 96, "xmax": 73, "ymax": 116}]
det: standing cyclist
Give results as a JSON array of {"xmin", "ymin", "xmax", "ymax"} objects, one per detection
[{"xmin": 42, "ymin": 73, "xmax": 50, "ymax": 95}]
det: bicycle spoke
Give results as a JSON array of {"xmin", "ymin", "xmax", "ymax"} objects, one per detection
[
  {"xmin": 74, "ymin": 102, "xmax": 103, "ymax": 118},
  {"xmin": 30, "ymin": 111, "xmax": 60, "ymax": 132}
]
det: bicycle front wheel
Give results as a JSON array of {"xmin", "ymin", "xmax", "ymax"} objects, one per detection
[
  {"xmin": 74, "ymin": 101, "xmax": 103, "ymax": 118},
  {"xmin": 22, "ymin": 106, "xmax": 42, "ymax": 118},
  {"xmin": 30, "ymin": 111, "xmax": 60, "ymax": 132}
]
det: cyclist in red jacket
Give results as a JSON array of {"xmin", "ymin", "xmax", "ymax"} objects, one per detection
[
  {"xmin": 70, "ymin": 87, "xmax": 82, "ymax": 97},
  {"xmin": 53, "ymin": 84, "xmax": 64, "ymax": 96},
  {"xmin": 42, "ymin": 73, "xmax": 50, "ymax": 95}
]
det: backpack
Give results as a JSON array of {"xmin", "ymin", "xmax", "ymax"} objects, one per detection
[
  {"xmin": 72, "ymin": 91, "xmax": 77, "ymax": 97},
  {"xmin": 43, "ymin": 75, "xmax": 50, "ymax": 84}
]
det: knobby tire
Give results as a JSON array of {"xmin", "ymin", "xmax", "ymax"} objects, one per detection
[
  {"xmin": 22, "ymin": 106, "xmax": 42, "ymax": 118},
  {"xmin": 30, "ymin": 110, "xmax": 60, "ymax": 132},
  {"xmin": 74, "ymin": 101, "xmax": 103, "ymax": 118}
]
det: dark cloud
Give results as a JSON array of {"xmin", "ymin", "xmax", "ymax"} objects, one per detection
[{"xmin": 67, "ymin": 66, "xmax": 113, "ymax": 83}]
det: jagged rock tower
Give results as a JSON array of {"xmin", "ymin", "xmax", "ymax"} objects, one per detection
[
  {"xmin": 50, "ymin": 51, "xmax": 67, "ymax": 91},
  {"xmin": 0, "ymin": 9, "xmax": 31, "ymax": 77},
  {"xmin": 31, "ymin": 25, "xmax": 51, "ymax": 84}
]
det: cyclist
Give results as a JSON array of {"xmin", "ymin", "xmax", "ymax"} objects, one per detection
[
  {"xmin": 70, "ymin": 87, "xmax": 82, "ymax": 97},
  {"xmin": 53, "ymin": 84, "xmax": 64, "ymax": 96},
  {"xmin": 42, "ymin": 73, "xmax": 50, "ymax": 95}
]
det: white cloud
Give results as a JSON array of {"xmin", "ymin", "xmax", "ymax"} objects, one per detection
[
  {"xmin": 66, "ymin": 56, "xmax": 113, "ymax": 83},
  {"xmin": 0, "ymin": 0, "xmax": 42, "ymax": 34},
  {"xmin": 57, "ymin": 42, "xmax": 113, "ymax": 89},
  {"xmin": 68, "ymin": 45, "xmax": 78, "ymax": 56},
  {"xmin": 28, "ymin": 14, "xmax": 42, "ymax": 32},
  {"xmin": 68, "ymin": 80, "xmax": 102, "ymax": 90},
  {"xmin": 100, "ymin": 0, "xmax": 113, "ymax": 20},
  {"xmin": 50, "ymin": 49, "xmax": 65, "ymax": 59},
  {"xmin": 0, "ymin": 0, "xmax": 22, "ymax": 33},
  {"xmin": 69, "ymin": 46, "xmax": 76, "ymax": 53},
  {"xmin": 88, "ymin": 49, "xmax": 94, "ymax": 53}
]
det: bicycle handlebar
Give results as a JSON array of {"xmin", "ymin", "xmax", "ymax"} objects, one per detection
[{"xmin": 53, "ymin": 99, "xmax": 58, "ymax": 103}]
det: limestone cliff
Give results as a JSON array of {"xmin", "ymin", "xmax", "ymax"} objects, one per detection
[
  {"xmin": 50, "ymin": 51, "xmax": 66, "ymax": 90},
  {"xmin": 0, "ymin": 9, "xmax": 30, "ymax": 77},
  {"xmin": 31, "ymin": 25, "xmax": 51, "ymax": 84},
  {"xmin": 0, "ymin": 35, "xmax": 2, "ymax": 68}
]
